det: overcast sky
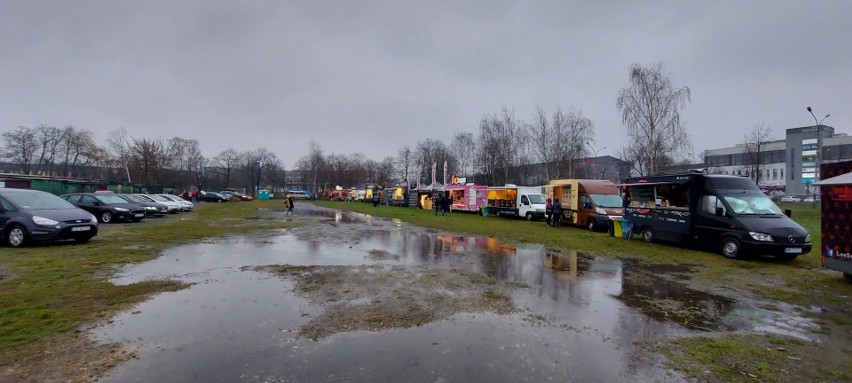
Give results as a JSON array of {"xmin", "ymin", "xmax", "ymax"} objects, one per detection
[{"xmin": 2, "ymin": 1, "xmax": 850, "ymax": 168}]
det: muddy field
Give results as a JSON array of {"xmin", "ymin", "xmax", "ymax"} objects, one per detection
[{"xmin": 21, "ymin": 203, "xmax": 847, "ymax": 382}]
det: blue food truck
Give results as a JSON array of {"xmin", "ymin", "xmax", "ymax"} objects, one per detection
[{"xmin": 622, "ymin": 172, "xmax": 812, "ymax": 260}]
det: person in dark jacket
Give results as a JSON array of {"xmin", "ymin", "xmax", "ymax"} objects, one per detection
[
  {"xmin": 552, "ymin": 198, "xmax": 563, "ymax": 227},
  {"xmin": 441, "ymin": 194, "xmax": 451, "ymax": 216},
  {"xmin": 545, "ymin": 197, "xmax": 553, "ymax": 226}
]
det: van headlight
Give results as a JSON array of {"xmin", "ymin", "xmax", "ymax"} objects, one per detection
[
  {"xmin": 805, "ymin": 234, "xmax": 811, "ymax": 243},
  {"xmin": 114, "ymin": 207, "xmax": 129, "ymax": 212},
  {"xmin": 33, "ymin": 216, "xmax": 59, "ymax": 226},
  {"xmin": 749, "ymin": 232, "xmax": 774, "ymax": 242},
  {"xmin": 90, "ymin": 214, "xmax": 98, "ymax": 224},
  {"xmin": 596, "ymin": 207, "xmax": 607, "ymax": 215}
]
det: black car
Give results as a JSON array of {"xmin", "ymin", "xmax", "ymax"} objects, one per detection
[
  {"xmin": 0, "ymin": 188, "xmax": 98, "ymax": 247},
  {"xmin": 61, "ymin": 192, "xmax": 147, "ymax": 223},
  {"xmin": 199, "ymin": 191, "xmax": 229, "ymax": 203},
  {"xmin": 117, "ymin": 194, "xmax": 169, "ymax": 217}
]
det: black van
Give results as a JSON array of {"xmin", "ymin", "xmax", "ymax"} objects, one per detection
[{"xmin": 622, "ymin": 173, "xmax": 812, "ymax": 260}]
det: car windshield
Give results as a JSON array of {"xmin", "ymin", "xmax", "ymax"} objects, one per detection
[
  {"xmin": 721, "ymin": 194, "xmax": 784, "ymax": 215},
  {"xmin": 528, "ymin": 194, "xmax": 546, "ymax": 204},
  {"xmin": 148, "ymin": 195, "xmax": 171, "ymax": 202},
  {"xmin": 96, "ymin": 195, "xmax": 131, "ymax": 204},
  {"xmin": 590, "ymin": 194, "xmax": 623, "ymax": 208},
  {"xmin": 5, "ymin": 191, "xmax": 77, "ymax": 210}
]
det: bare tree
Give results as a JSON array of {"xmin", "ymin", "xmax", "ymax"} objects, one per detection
[
  {"xmin": 306, "ymin": 140, "xmax": 324, "ymax": 194},
  {"xmin": 563, "ymin": 108, "xmax": 594, "ymax": 178},
  {"xmin": 377, "ymin": 156, "xmax": 396, "ymax": 186},
  {"xmin": 528, "ymin": 106, "xmax": 553, "ymax": 180},
  {"xmin": 58, "ymin": 126, "xmax": 103, "ymax": 177},
  {"xmin": 415, "ymin": 138, "xmax": 455, "ymax": 185},
  {"xmin": 128, "ymin": 137, "xmax": 170, "ymax": 186},
  {"xmin": 616, "ymin": 62, "xmax": 692, "ymax": 176},
  {"xmin": 1, "ymin": 126, "xmax": 38, "ymax": 174},
  {"xmin": 397, "ymin": 146, "xmax": 414, "ymax": 187},
  {"xmin": 213, "ymin": 148, "xmax": 242, "ymax": 188},
  {"xmin": 243, "ymin": 148, "xmax": 278, "ymax": 195},
  {"xmin": 744, "ymin": 122, "xmax": 773, "ymax": 185},
  {"xmin": 33, "ymin": 125, "xmax": 66, "ymax": 175},
  {"xmin": 106, "ymin": 128, "xmax": 134, "ymax": 182},
  {"xmin": 450, "ymin": 132, "xmax": 476, "ymax": 179}
]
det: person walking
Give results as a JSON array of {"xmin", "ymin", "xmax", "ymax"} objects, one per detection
[
  {"xmin": 286, "ymin": 194, "xmax": 294, "ymax": 215},
  {"xmin": 552, "ymin": 198, "xmax": 563, "ymax": 228},
  {"xmin": 372, "ymin": 193, "xmax": 380, "ymax": 207},
  {"xmin": 545, "ymin": 197, "xmax": 553, "ymax": 227},
  {"xmin": 441, "ymin": 194, "xmax": 450, "ymax": 216}
]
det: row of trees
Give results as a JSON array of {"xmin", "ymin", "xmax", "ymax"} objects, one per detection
[{"xmin": 2, "ymin": 62, "xmax": 698, "ymax": 195}]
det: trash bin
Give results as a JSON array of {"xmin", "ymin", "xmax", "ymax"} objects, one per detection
[
  {"xmin": 622, "ymin": 219, "xmax": 634, "ymax": 240},
  {"xmin": 258, "ymin": 190, "xmax": 270, "ymax": 201},
  {"xmin": 608, "ymin": 217, "xmax": 623, "ymax": 237}
]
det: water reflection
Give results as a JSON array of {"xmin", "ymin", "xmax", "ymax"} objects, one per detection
[{"xmin": 94, "ymin": 205, "xmax": 815, "ymax": 383}]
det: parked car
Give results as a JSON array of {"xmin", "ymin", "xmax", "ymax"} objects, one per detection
[
  {"xmin": 159, "ymin": 194, "xmax": 195, "ymax": 211},
  {"xmin": 199, "ymin": 191, "xmax": 229, "ymax": 203},
  {"xmin": 117, "ymin": 194, "xmax": 169, "ymax": 217},
  {"xmin": 287, "ymin": 190, "xmax": 314, "ymax": 200},
  {"xmin": 0, "ymin": 188, "xmax": 98, "ymax": 247},
  {"xmin": 220, "ymin": 190, "xmax": 253, "ymax": 201},
  {"xmin": 134, "ymin": 194, "xmax": 181, "ymax": 213},
  {"xmin": 61, "ymin": 193, "xmax": 147, "ymax": 223},
  {"xmin": 779, "ymin": 195, "xmax": 803, "ymax": 203}
]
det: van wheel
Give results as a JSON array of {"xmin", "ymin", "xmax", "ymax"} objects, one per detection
[
  {"xmin": 642, "ymin": 227, "xmax": 654, "ymax": 242},
  {"xmin": 588, "ymin": 220, "xmax": 596, "ymax": 231},
  {"xmin": 526, "ymin": 213, "xmax": 533, "ymax": 221},
  {"xmin": 721, "ymin": 237, "xmax": 741, "ymax": 259},
  {"xmin": 6, "ymin": 224, "xmax": 28, "ymax": 247}
]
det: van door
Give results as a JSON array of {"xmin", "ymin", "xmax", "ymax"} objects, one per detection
[
  {"xmin": 579, "ymin": 194, "xmax": 593, "ymax": 226},
  {"xmin": 694, "ymin": 195, "xmax": 731, "ymax": 246}
]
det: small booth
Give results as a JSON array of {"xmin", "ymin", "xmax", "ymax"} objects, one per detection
[
  {"xmin": 446, "ymin": 184, "xmax": 487, "ymax": 213},
  {"xmin": 815, "ymin": 160, "xmax": 852, "ymax": 278},
  {"xmin": 387, "ymin": 186, "xmax": 407, "ymax": 206},
  {"xmin": 416, "ymin": 182, "xmax": 444, "ymax": 210}
]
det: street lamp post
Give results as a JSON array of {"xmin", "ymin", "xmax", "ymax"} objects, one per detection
[
  {"xmin": 806, "ymin": 106, "xmax": 830, "ymax": 208},
  {"xmin": 585, "ymin": 141, "xmax": 606, "ymax": 179}
]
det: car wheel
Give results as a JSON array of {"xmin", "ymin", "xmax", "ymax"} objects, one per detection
[
  {"xmin": 588, "ymin": 220, "xmax": 596, "ymax": 231},
  {"xmin": 6, "ymin": 224, "xmax": 27, "ymax": 247},
  {"xmin": 526, "ymin": 213, "xmax": 533, "ymax": 221},
  {"xmin": 721, "ymin": 237, "xmax": 741, "ymax": 259},
  {"xmin": 642, "ymin": 227, "xmax": 654, "ymax": 242},
  {"xmin": 100, "ymin": 211, "xmax": 113, "ymax": 223}
]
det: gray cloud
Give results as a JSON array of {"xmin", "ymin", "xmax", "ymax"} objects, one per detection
[{"xmin": 2, "ymin": 1, "xmax": 849, "ymax": 166}]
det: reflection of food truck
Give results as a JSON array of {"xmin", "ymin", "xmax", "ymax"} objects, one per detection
[
  {"xmin": 485, "ymin": 185, "xmax": 546, "ymax": 220},
  {"xmin": 545, "ymin": 179, "xmax": 623, "ymax": 231},
  {"xmin": 815, "ymin": 160, "xmax": 852, "ymax": 278},
  {"xmin": 622, "ymin": 173, "xmax": 812, "ymax": 260},
  {"xmin": 446, "ymin": 184, "xmax": 487, "ymax": 213}
]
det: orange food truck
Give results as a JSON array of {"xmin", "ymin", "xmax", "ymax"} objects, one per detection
[
  {"xmin": 544, "ymin": 179, "xmax": 623, "ymax": 231},
  {"xmin": 815, "ymin": 160, "xmax": 852, "ymax": 278}
]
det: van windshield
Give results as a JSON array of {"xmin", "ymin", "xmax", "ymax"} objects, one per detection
[
  {"xmin": 590, "ymin": 194, "xmax": 622, "ymax": 208},
  {"xmin": 721, "ymin": 194, "xmax": 784, "ymax": 215},
  {"xmin": 528, "ymin": 194, "xmax": 545, "ymax": 204},
  {"xmin": 5, "ymin": 192, "xmax": 77, "ymax": 210}
]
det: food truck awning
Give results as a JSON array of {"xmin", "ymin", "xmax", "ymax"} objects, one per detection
[
  {"xmin": 813, "ymin": 171, "xmax": 852, "ymax": 186},
  {"xmin": 617, "ymin": 180, "xmax": 688, "ymax": 187}
]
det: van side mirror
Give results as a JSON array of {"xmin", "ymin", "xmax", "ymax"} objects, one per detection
[
  {"xmin": 784, "ymin": 209, "xmax": 792, "ymax": 218},
  {"xmin": 583, "ymin": 202, "xmax": 592, "ymax": 209},
  {"xmin": 715, "ymin": 207, "xmax": 724, "ymax": 217}
]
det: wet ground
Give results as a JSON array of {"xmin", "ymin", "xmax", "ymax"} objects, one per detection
[{"xmin": 91, "ymin": 204, "xmax": 817, "ymax": 382}]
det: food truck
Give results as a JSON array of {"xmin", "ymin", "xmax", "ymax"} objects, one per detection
[
  {"xmin": 446, "ymin": 184, "xmax": 487, "ymax": 213},
  {"xmin": 814, "ymin": 160, "xmax": 852, "ymax": 278},
  {"xmin": 386, "ymin": 186, "xmax": 408, "ymax": 206},
  {"xmin": 485, "ymin": 185, "xmax": 546, "ymax": 220},
  {"xmin": 622, "ymin": 172, "xmax": 812, "ymax": 260},
  {"xmin": 415, "ymin": 182, "xmax": 444, "ymax": 210},
  {"xmin": 544, "ymin": 179, "xmax": 623, "ymax": 231}
]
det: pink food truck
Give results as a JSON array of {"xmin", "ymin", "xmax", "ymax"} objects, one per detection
[{"xmin": 446, "ymin": 184, "xmax": 487, "ymax": 213}]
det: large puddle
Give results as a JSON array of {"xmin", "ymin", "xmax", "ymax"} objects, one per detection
[{"xmin": 92, "ymin": 204, "xmax": 815, "ymax": 382}]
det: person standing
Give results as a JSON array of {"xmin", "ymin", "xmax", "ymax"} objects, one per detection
[
  {"xmin": 286, "ymin": 194, "xmax": 294, "ymax": 215},
  {"xmin": 545, "ymin": 197, "xmax": 553, "ymax": 227},
  {"xmin": 372, "ymin": 192, "xmax": 379, "ymax": 207},
  {"xmin": 552, "ymin": 198, "xmax": 563, "ymax": 227},
  {"xmin": 441, "ymin": 193, "xmax": 450, "ymax": 216}
]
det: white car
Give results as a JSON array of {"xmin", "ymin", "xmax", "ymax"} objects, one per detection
[
  {"xmin": 779, "ymin": 195, "xmax": 802, "ymax": 203},
  {"xmin": 159, "ymin": 194, "xmax": 195, "ymax": 211},
  {"xmin": 135, "ymin": 194, "xmax": 180, "ymax": 213}
]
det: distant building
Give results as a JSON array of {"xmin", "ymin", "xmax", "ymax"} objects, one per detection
[{"xmin": 703, "ymin": 125, "xmax": 852, "ymax": 194}]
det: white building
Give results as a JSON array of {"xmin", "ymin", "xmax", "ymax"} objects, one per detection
[{"xmin": 704, "ymin": 125, "xmax": 852, "ymax": 195}]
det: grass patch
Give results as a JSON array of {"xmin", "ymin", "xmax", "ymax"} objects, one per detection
[{"xmin": 0, "ymin": 201, "xmax": 291, "ymax": 363}]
